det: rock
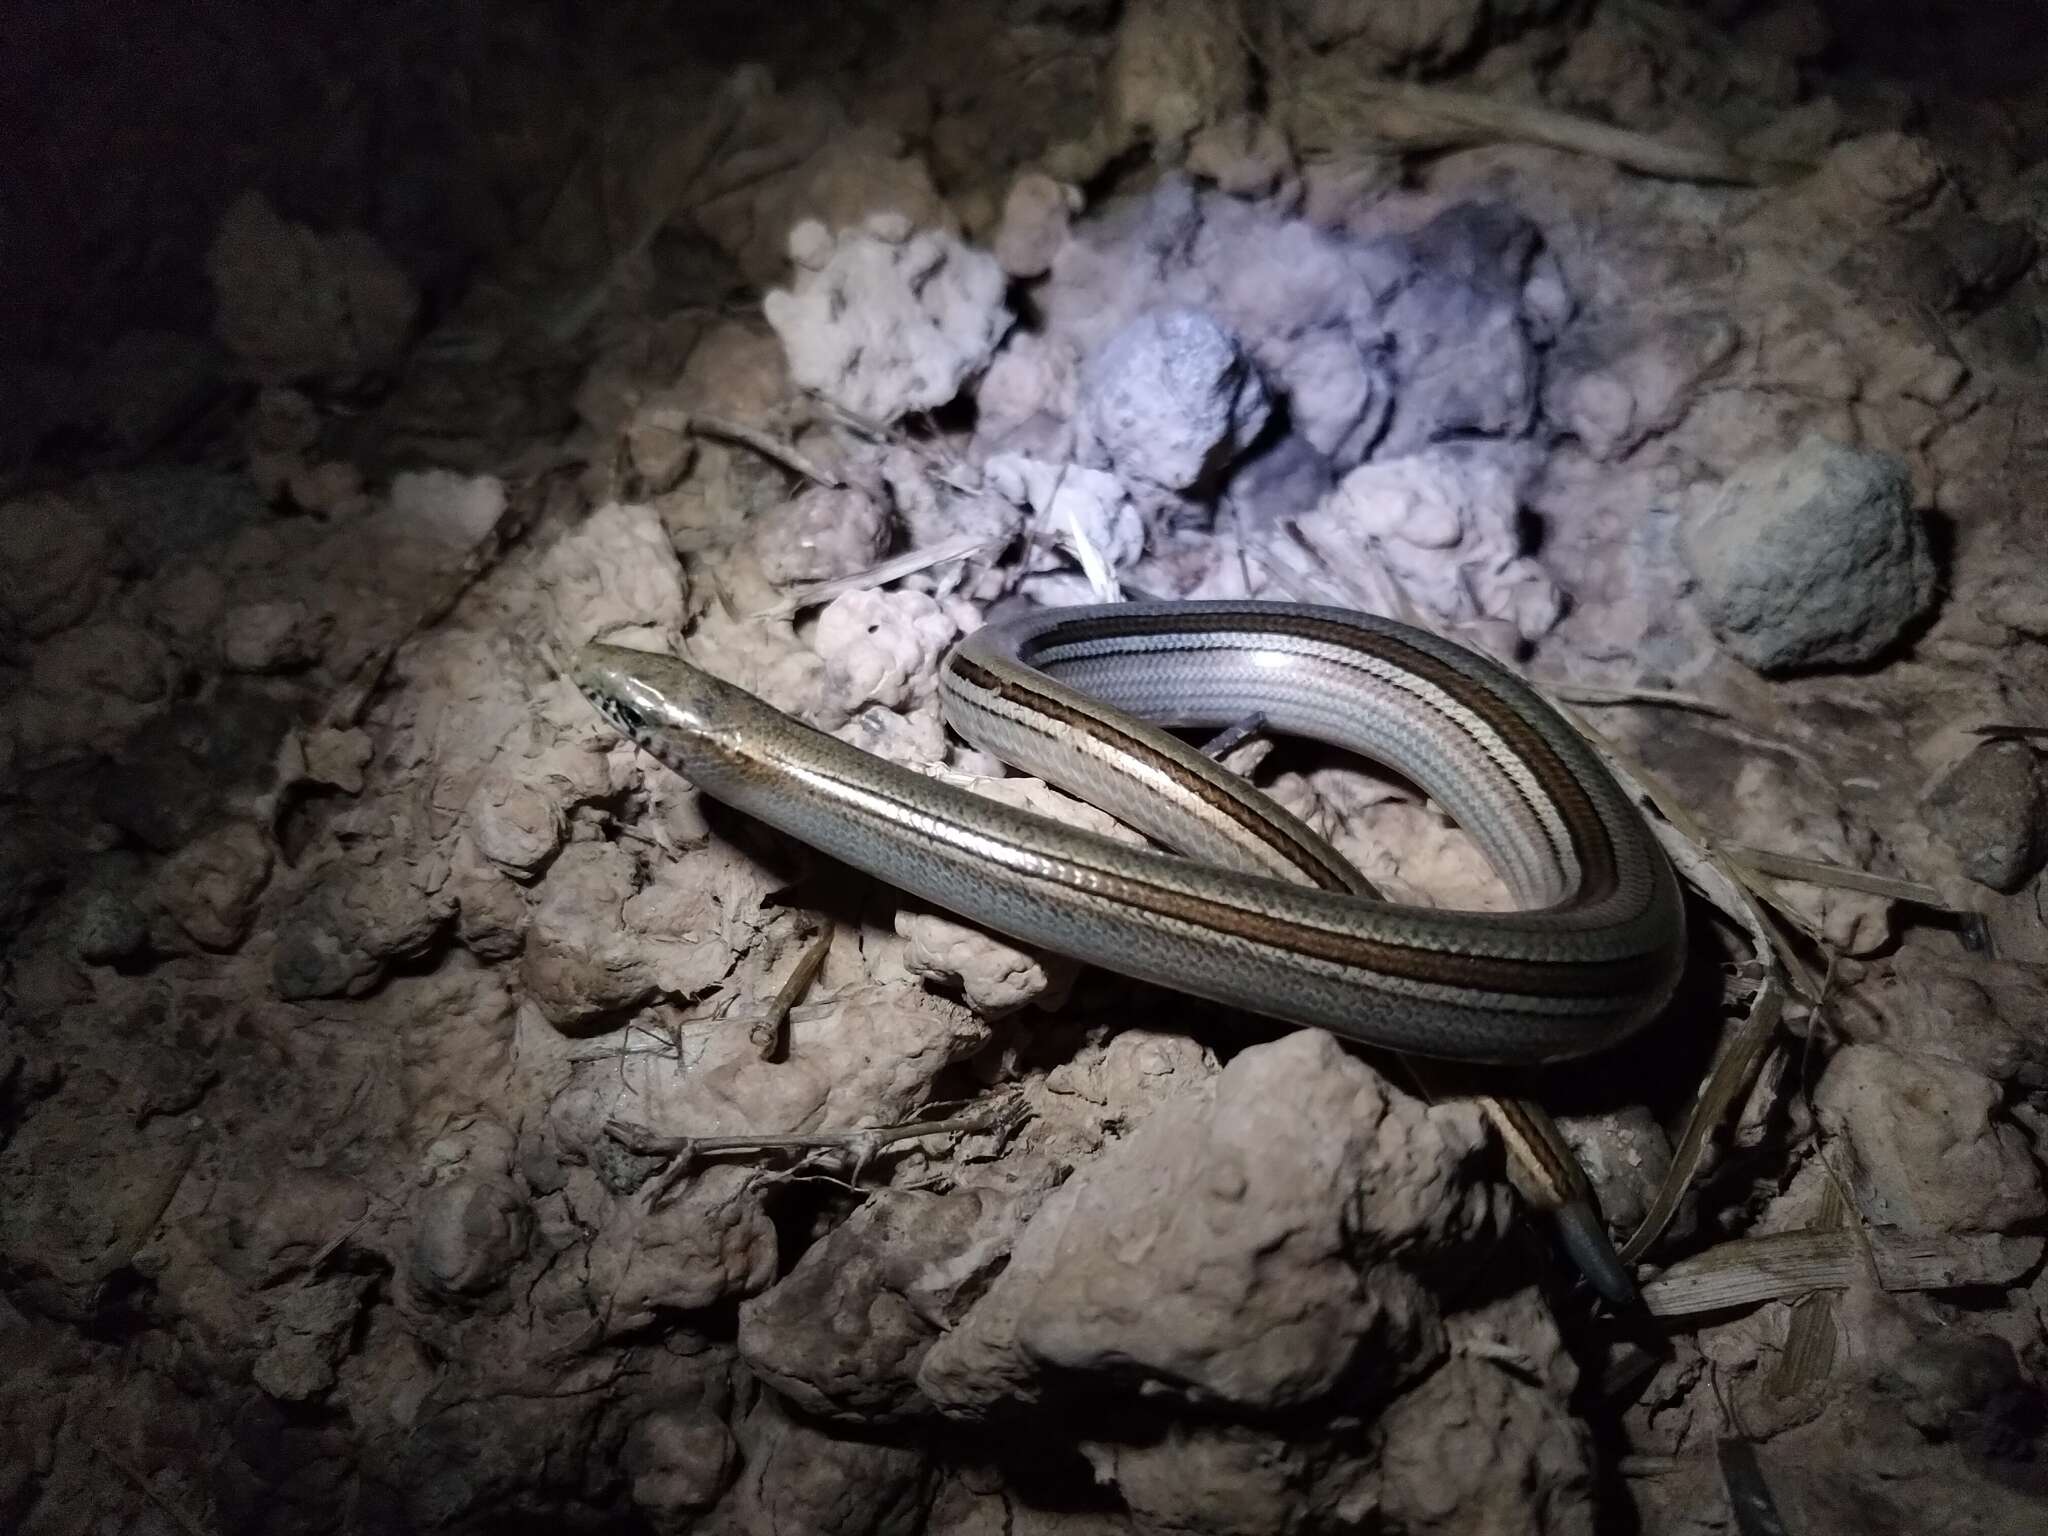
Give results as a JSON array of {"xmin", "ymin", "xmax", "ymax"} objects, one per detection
[
  {"xmin": 408, "ymin": 1176, "xmax": 533, "ymax": 1299},
  {"xmin": 271, "ymin": 861, "xmax": 454, "ymax": 1001},
  {"xmin": 715, "ymin": 1393, "xmax": 932, "ymax": 1536},
  {"xmin": 1081, "ymin": 1423, "xmax": 1374, "ymax": 1535},
  {"xmin": 297, "ymin": 727, "xmax": 373, "ymax": 795},
  {"xmin": 817, "ymin": 589, "xmax": 958, "ymax": 713},
  {"xmin": 1848, "ymin": 961, "xmax": 2048, "ymax": 1089},
  {"xmin": 1558, "ymin": 1105, "xmax": 1674, "ymax": 1238},
  {"xmin": 1109, "ymin": 0, "xmax": 1252, "ymax": 151},
  {"xmin": 764, "ymin": 215, "xmax": 1012, "ymax": 424},
  {"xmin": 468, "ymin": 774, "xmax": 566, "ymax": 880},
  {"xmin": 1876, "ymin": 1332, "xmax": 2036, "ymax": 1458},
  {"xmin": 519, "ymin": 843, "xmax": 663, "ymax": 1029},
  {"xmin": 1543, "ymin": 312, "xmax": 1739, "ymax": 461},
  {"xmin": 147, "ymin": 561, "xmax": 230, "ymax": 645},
  {"xmin": 1283, "ymin": 0, "xmax": 1489, "ymax": 68},
  {"xmin": 1300, "ymin": 445, "xmax": 1563, "ymax": 643},
  {"xmin": 1813, "ymin": 1044, "xmax": 2047, "ymax": 1233},
  {"xmin": 1379, "ymin": 1324, "xmax": 1593, "ymax": 1534},
  {"xmin": 1375, "ymin": 203, "xmax": 1549, "ymax": 456},
  {"xmin": 994, "ymin": 174, "xmax": 1081, "ymax": 279},
  {"xmin": 72, "ymin": 874, "xmax": 151, "ymax": 966},
  {"xmin": 1276, "ymin": 327, "xmax": 1393, "ymax": 470},
  {"xmin": 918, "ymin": 1031, "xmax": 1511, "ymax": 1419},
  {"xmin": 896, "ymin": 905, "xmax": 1078, "ymax": 1017},
  {"xmin": 1736, "ymin": 0, "xmax": 1832, "ymax": 60},
  {"xmin": 542, "ymin": 500, "xmax": 689, "ymax": 653},
  {"xmin": 386, "ymin": 470, "xmax": 508, "ymax": 548},
  {"xmin": 206, "ymin": 191, "xmax": 419, "ymax": 384},
  {"xmin": 0, "ymin": 492, "xmax": 107, "ymax": 637},
  {"xmin": 1080, "ymin": 306, "xmax": 1271, "ymax": 491},
  {"xmin": 624, "ymin": 1405, "xmax": 740, "ymax": 1529},
  {"xmin": 623, "ymin": 395, "xmax": 695, "ymax": 493},
  {"xmin": 754, "ymin": 485, "xmax": 892, "ymax": 587},
  {"xmin": 32, "ymin": 622, "xmax": 171, "ymax": 703},
  {"xmin": 221, "ymin": 599, "xmax": 327, "ymax": 672},
  {"xmin": 984, "ymin": 454, "xmax": 1141, "ymax": 574},
  {"xmin": 154, "ymin": 821, "xmax": 274, "ymax": 952},
  {"xmin": 738, "ymin": 1189, "xmax": 1018, "ymax": 1422},
  {"xmin": 451, "ymin": 847, "xmax": 528, "ymax": 962},
  {"xmin": 584, "ymin": 1166, "xmax": 778, "ymax": 1324},
  {"xmin": 92, "ymin": 688, "xmax": 297, "ymax": 853},
  {"xmin": 1819, "ymin": 133, "xmax": 1949, "ymax": 225},
  {"xmin": 253, "ymin": 1277, "xmax": 369, "ymax": 1402},
  {"xmin": 1923, "ymin": 741, "xmax": 2048, "ymax": 894},
  {"xmin": 1187, "ymin": 112, "xmax": 1296, "ymax": 199},
  {"xmin": 1680, "ymin": 434, "xmax": 1936, "ymax": 672},
  {"xmin": 84, "ymin": 466, "xmax": 264, "ymax": 571}
]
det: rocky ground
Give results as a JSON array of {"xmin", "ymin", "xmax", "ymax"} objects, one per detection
[{"xmin": 5, "ymin": 2, "xmax": 2048, "ymax": 1533}]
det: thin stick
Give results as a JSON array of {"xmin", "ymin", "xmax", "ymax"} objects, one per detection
[
  {"xmin": 608, "ymin": 1096, "xmax": 1022, "ymax": 1161},
  {"xmin": 609, "ymin": 1093, "xmax": 1027, "ymax": 1208},
  {"xmin": 751, "ymin": 925, "xmax": 834, "ymax": 1062},
  {"xmin": 689, "ymin": 415, "xmax": 843, "ymax": 488}
]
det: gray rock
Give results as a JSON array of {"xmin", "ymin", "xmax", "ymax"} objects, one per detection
[
  {"xmin": 1925, "ymin": 741, "xmax": 2048, "ymax": 893},
  {"xmin": 1081, "ymin": 306, "xmax": 1271, "ymax": 490},
  {"xmin": 1681, "ymin": 434, "xmax": 1936, "ymax": 672},
  {"xmin": 1372, "ymin": 202, "xmax": 1549, "ymax": 455}
]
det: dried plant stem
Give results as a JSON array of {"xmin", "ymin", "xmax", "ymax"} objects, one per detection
[{"xmin": 690, "ymin": 415, "xmax": 843, "ymax": 488}]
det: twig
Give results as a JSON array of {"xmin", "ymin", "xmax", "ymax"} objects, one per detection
[
  {"xmin": 607, "ymin": 1093, "xmax": 1028, "ymax": 1207},
  {"xmin": 1969, "ymin": 722, "xmax": 2048, "ymax": 741},
  {"xmin": 751, "ymin": 925, "xmax": 834, "ymax": 1062},
  {"xmin": 689, "ymin": 415, "xmax": 843, "ymax": 488},
  {"xmin": 85, "ymin": 1434, "xmax": 217, "ymax": 1536},
  {"xmin": 608, "ymin": 1096, "xmax": 1023, "ymax": 1162},
  {"xmin": 754, "ymin": 532, "xmax": 1006, "ymax": 619}
]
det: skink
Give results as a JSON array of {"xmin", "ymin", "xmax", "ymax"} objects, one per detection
[{"xmin": 573, "ymin": 600, "xmax": 1688, "ymax": 1299}]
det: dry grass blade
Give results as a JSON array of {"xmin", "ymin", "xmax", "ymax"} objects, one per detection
[
  {"xmin": 1640, "ymin": 1227, "xmax": 2043, "ymax": 1317},
  {"xmin": 1541, "ymin": 695, "xmax": 1811, "ymax": 1268},
  {"xmin": 1290, "ymin": 76, "xmax": 1803, "ymax": 185},
  {"xmin": 1620, "ymin": 975, "xmax": 1785, "ymax": 1265},
  {"xmin": 1723, "ymin": 845, "xmax": 1950, "ymax": 907},
  {"xmin": 1765, "ymin": 1175, "xmax": 1848, "ymax": 1401},
  {"xmin": 1546, "ymin": 683, "xmax": 1733, "ymax": 717},
  {"xmin": 754, "ymin": 532, "xmax": 1005, "ymax": 620},
  {"xmin": 1715, "ymin": 1438, "xmax": 1792, "ymax": 1536}
]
